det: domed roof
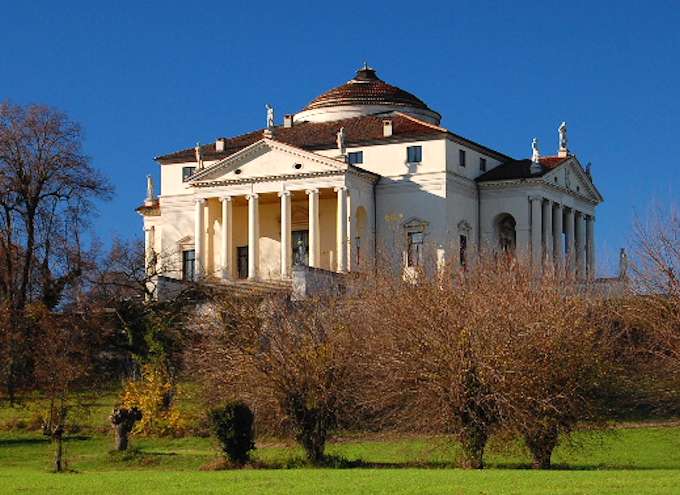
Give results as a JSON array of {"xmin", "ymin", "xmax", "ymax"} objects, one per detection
[
  {"xmin": 304, "ymin": 65, "xmax": 430, "ymax": 111},
  {"xmin": 295, "ymin": 65, "xmax": 440, "ymax": 124}
]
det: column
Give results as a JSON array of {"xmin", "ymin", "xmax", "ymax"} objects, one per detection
[
  {"xmin": 335, "ymin": 186, "xmax": 348, "ymax": 273},
  {"xmin": 529, "ymin": 195, "xmax": 543, "ymax": 269},
  {"xmin": 576, "ymin": 212, "xmax": 587, "ymax": 279},
  {"xmin": 552, "ymin": 203, "xmax": 563, "ymax": 273},
  {"xmin": 586, "ymin": 216, "xmax": 596, "ymax": 279},
  {"xmin": 542, "ymin": 199, "xmax": 553, "ymax": 268},
  {"xmin": 279, "ymin": 190, "xmax": 292, "ymax": 278},
  {"xmin": 306, "ymin": 188, "xmax": 320, "ymax": 268},
  {"xmin": 565, "ymin": 207, "xmax": 575, "ymax": 277},
  {"xmin": 194, "ymin": 198, "xmax": 206, "ymax": 278},
  {"xmin": 247, "ymin": 193, "xmax": 259, "ymax": 280},
  {"xmin": 220, "ymin": 196, "xmax": 233, "ymax": 280}
]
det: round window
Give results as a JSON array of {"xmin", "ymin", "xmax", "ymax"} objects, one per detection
[
  {"xmin": 234, "ymin": 169, "xmax": 242, "ymax": 175},
  {"xmin": 294, "ymin": 163, "xmax": 302, "ymax": 170}
]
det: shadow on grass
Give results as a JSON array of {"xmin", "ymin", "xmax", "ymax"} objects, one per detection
[{"xmin": 0, "ymin": 435, "xmax": 91, "ymax": 447}]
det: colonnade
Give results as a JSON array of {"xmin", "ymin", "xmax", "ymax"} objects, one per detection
[
  {"xmin": 193, "ymin": 186, "xmax": 350, "ymax": 280},
  {"xmin": 528, "ymin": 195, "xmax": 595, "ymax": 278}
]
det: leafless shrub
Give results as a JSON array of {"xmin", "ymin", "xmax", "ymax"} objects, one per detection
[
  {"xmin": 189, "ymin": 295, "xmax": 366, "ymax": 464},
  {"xmin": 352, "ymin": 255, "xmax": 622, "ymax": 469}
]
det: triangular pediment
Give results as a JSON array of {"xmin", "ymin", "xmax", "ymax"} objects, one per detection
[
  {"xmin": 543, "ymin": 157, "xmax": 603, "ymax": 203},
  {"xmin": 188, "ymin": 138, "xmax": 347, "ymax": 183}
]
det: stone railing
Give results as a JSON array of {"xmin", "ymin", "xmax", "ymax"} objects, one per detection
[{"xmin": 291, "ymin": 265, "xmax": 347, "ymax": 300}]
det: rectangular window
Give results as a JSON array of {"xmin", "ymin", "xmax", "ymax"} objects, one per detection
[
  {"xmin": 348, "ymin": 151, "xmax": 363, "ymax": 165},
  {"xmin": 182, "ymin": 249, "xmax": 196, "ymax": 281},
  {"xmin": 407, "ymin": 232, "xmax": 424, "ymax": 267},
  {"xmin": 182, "ymin": 166, "xmax": 197, "ymax": 181},
  {"xmin": 459, "ymin": 149, "xmax": 466, "ymax": 167},
  {"xmin": 459, "ymin": 234, "xmax": 467, "ymax": 269},
  {"xmin": 479, "ymin": 157, "xmax": 487, "ymax": 172},
  {"xmin": 407, "ymin": 145, "xmax": 422, "ymax": 163}
]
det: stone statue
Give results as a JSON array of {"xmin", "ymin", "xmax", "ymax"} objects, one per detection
[
  {"xmin": 558, "ymin": 121, "xmax": 568, "ymax": 152},
  {"xmin": 266, "ymin": 104, "xmax": 274, "ymax": 129},
  {"xmin": 530, "ymin": 138, "xmax": 542, "ymax": 173},
  {"xmin": 336, "ymin": 127, "xmax": 346, "ymax": 155},
  {"xmin": 145, "ymin": 174, "xmax": 156, "ymax": 202},
  {"xmin": 531, "ymin": 138, "xmax": 540, "ymax": 163},
  {"xmin": 294, "ymin": 239, "xmax": 308, "ymax": 266},
  {"xmin": 194, "ymin": 142, "xmax": 203, "ymax": 169}
]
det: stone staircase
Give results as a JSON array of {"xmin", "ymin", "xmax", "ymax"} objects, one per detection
[{"xmin": 207, "ymin": 278, "xmax": 293, "ymax": 298}]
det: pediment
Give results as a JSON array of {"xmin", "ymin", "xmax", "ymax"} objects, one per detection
[
  {"xmin": 543, "ymin": 158, "xmax": 603, "ymax": 203},
  {"xmin": 188, "ymin": 139, "xmax": 347, "ymax": 183}
]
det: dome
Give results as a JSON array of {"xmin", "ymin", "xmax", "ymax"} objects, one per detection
[{"xmin": 294, "ymin": 65, "xmax": 441, "ymax": 124}]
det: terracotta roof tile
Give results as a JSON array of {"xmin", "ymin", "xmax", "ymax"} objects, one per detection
[
  {"xmin": 155, "ymin": 113, "xmax": 445, "ymax": 163},
  {"xmin": 476, "ymin": 156, "xmax": 570, "ymax": 182}
]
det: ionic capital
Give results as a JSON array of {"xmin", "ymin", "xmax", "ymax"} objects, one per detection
[
  {"xmin": 246, "ymin": 193, "xmax": 259, "ymax": 200},
  {"xmin": 305, "ymin": 188, "xmax": 319, "ymax": 196}
]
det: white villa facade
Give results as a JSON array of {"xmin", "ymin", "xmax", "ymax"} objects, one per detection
[{"xmin": 139, "ymin": 65, "xmax": 602, "ymax": 292}]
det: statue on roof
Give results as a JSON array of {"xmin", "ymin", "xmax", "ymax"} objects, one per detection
[
  {"xmin": 337, "ymin": 127, "xmax": 346, "ymax": 155},
  {"xmin": 558, "ymin": 121, "xmax": 568, "ymax": 152},
  {"xmin": 194, "ymin": 142, "xmax": 203, "ymax": 169},
  {"xmin": 266, "ymin": 104, "xmax": 274, "ymax": 129},
  {"xmin": 531, "ymin": 138, "xmax": 540, "ymax": 163}
]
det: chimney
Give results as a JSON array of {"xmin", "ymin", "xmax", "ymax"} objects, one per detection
[
  {"xmin": 284, "ymin": 114, "xmax": 294, "ymax": 128},
  {"xmin": 383, "ymin": 119, "xmax": 393, "ymax": 137},
  {"xmin": 215, "ymin": 138, "xmax": 226, "ymax": 152}
]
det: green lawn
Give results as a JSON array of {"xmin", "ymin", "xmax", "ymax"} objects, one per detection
[{"xmin": 1, "ymin": 426, "xmax": 680, "ymax": 494}]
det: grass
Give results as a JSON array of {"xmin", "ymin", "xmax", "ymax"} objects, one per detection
[
  {"xmin": 2, "ymin": 394, "xmax": 680, "ymax": 494},
  {"xmin": 1, "ymin": 426, "xmax": 680, "ymax": 494}
]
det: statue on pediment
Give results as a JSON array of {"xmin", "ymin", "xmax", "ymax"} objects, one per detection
[
  {"xmin": 531, "ymin": 138, "xmax": 540, "ymax": 163},
  {"xmin": 336, "ymin": 127, "xmax": 346, "ymax": 155},
  {"xmin": 558, "ymin": 121, "xmax": 568, "ymax": 152},
  {"xmin": 266, "ymin": 104, "xmax": 274, "ymax": 129}
]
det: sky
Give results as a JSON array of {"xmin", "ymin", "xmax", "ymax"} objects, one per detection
[{"xmin": 1, "ymin": 0, "xmax": 678, "ymax": 275}]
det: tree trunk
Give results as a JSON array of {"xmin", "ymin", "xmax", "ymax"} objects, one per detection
[
  {"xmin": 53, "ymin": 425, "xmax": 64, "ymax": 472},
  {"xmin": 114, "ymin": 423, "xmax": 129, "ymax": 451},
  {"xmin": 110, "ymin": 407, "xmax": 142, "ymax": 451},
  {"xmin": 459, "ymin": 424, "xmax": 488, "ymax": 469},
  {"xmin": 524, "ymin": 425, "xmax": 559, "ymax": 470}
]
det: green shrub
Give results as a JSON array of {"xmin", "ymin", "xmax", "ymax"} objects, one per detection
[{"xmin": 209, "ymin": 402, "xmax": 255, "ymax": 465}]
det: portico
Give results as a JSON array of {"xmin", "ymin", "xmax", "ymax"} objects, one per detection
[{"xmin": 187, "ymin": 138, "xmax": 377, "ymax": 282}]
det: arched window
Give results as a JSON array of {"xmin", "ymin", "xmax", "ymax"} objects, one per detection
[{"xmin": 495, "ymin": 214, "xmax": 517, "ymax": 254}]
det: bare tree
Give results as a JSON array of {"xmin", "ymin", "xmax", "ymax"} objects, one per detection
[
  {"xmin": 354, "ymin": 256, "xmax": 621, "ymax": 469},
  {"xmin": 0, "ymin": 101, "xmax": 112, "ymax": 398},
  {"xmin": 30, "ymin": 303, "xmax": 101, "ymax": 471},
  {"xmin": 190, "ymin": 296, "xmax": 365, "ymax": 464}
]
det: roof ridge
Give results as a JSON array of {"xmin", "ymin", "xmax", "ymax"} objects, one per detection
[{"xmin": 393, "ymin": 112, "xmax": 449, "ymax": 132}]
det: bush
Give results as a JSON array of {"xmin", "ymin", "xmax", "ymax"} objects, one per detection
[{"xmin": 209, "ymin": 402, "xmax": 255, "ymax": 465}]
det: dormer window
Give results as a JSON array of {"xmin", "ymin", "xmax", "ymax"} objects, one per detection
[
  {"xmin": 407, "ymin": 146, "xmax": 422, "ymax": 163},
  {"xmin": 348, "ymin": 151, "xmax": 363, "ymax": 165}
]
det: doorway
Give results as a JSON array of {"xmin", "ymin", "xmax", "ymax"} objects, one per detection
[{"xmin": 237, "ymin": 246, "xmax": 248, "ymax": 279}]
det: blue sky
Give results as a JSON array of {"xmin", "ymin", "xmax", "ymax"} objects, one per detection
[{"xmin": 1, "ymin": 1, "xmax": 678, "ymax": 275}]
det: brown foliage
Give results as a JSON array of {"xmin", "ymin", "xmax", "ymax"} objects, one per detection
[
  {"xmin": 349, "ymin": 257, "xmax": 621, "ymax": 469},
  {"xmin": 190, "ymin": 295, "xmax": 366, "ymax": 464}
]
